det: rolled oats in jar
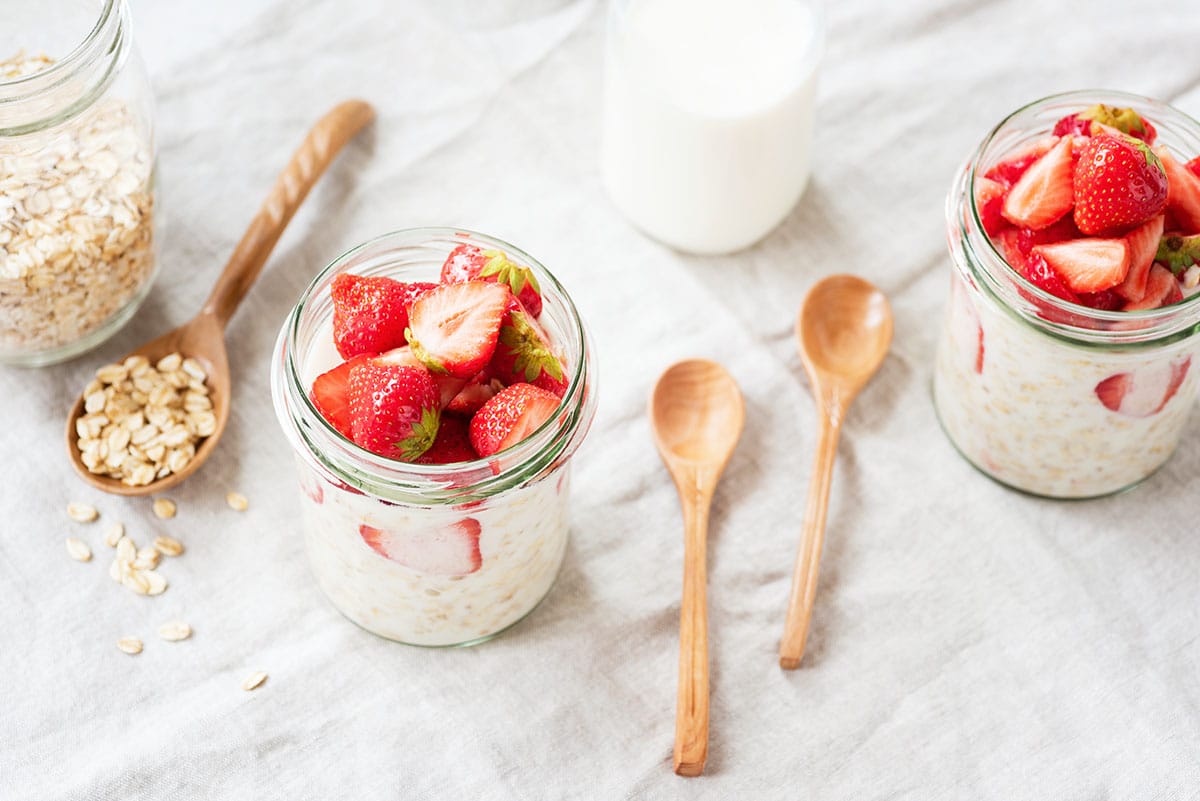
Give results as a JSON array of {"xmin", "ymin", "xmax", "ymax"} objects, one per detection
[{"xmin": 0, "ymin": 0, "xmax": 158, "ymax": 366}]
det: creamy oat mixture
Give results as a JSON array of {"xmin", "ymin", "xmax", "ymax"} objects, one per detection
[
  {"xmin": 933, "ymin": 274, "xmax": 1200, "ymax": 497},
  {"xmin": 299, "ymin": 462, "xmax": 570, "ymax": 646},
  {"xmin": 0, "ymin": 52, "xmax": 155, "ymax": 357}
]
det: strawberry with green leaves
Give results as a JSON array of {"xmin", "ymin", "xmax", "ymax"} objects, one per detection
[
  {"xmin": 489, "ymin": 297, "xmax": 568, "ymax": 396},
  {"xmin": 1073, "ymin": 133, "xmax": 1168, "ymax": 235},
  {"xmin": 347, "ymin": 360, "xmax": 441, "ymax": 461},
  {"xmin": 441, "ymin": 244, "xmax": 544, "ymax": 317}
]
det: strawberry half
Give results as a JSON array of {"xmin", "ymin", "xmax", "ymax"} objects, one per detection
[
  {"xmin": 1125, "ymin": 264, "xmax": 1183, "ymax": 311},
  {"xmin": 1157, "ymin": 148, "xmax": 1200, "ymax": 233},
  {"xmin": 406, "ymin": 281, "xmax": 510, "ymax": 379},
  {"xmin": 1095, "ymin": 356, "xmax": 1191, "ymax": 417},
  {"xmin": 446, "ymin": 371, "xmax": 505, "ymax": 415},
  {"xmin": 347, "ymin": 360, "xmax": 441, "ymax": 461},
  {"xmin": 441, "ymin": 244, "xmax": 543, "ymax": 317},
  {"xmin": 1115, "ymin": 214, "xmax": 1165, "ymax": 302},
  {"xmin": 1052, "ymin": 104, "xmax": 1157, "ymax": 144},
  {"xmin": 489, "ymin": 297, "xmax": 568, "ymax": 396},
  {"xmin": 415, "ymin": 414, "xmax": 479, "ymax": 465},
  {"xmin": 984, "ymin": 136, "xmax": 1058, "ymax": 186},
  {"xmin": 1001, "ymin": 136, "xmax": 1075, "ymax": 230},
  {"xmin": 469, "ymin": 382, "xmax": 560, "ymax": 457},
  {"xmin": 359, "ymin": 519, "xmax": 482, "ymax": 576},
  {"xmin": 309, "ymin": 353, "xmax": 375, "ymax": 438},
  {"xmin": 1032, "ymin": 238, "xmax": 1130, "ymax": 293},
  {"xmin": 973, "ymin": 175, "xmax": 1008, "ymax": 237},
  {"xmin": 1073, "ymin": 133, "xmax": 1168, "ymax": 235},
  {"xmin": 331, "ymin": 274, "xmax": 435, "ymax": 359}
]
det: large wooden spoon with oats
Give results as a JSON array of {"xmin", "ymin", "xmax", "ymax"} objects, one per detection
[{"xmin": 66, "ymin": 99, "xmax": 376, "ymax": 497}]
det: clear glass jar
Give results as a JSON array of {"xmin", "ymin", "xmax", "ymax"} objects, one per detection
[
  {"xmin": 0, "ymin": 0, "xmax": 158, "ymax": 366},
  {"xmin": 934, "ymin": 90, "xmax": 1200, "ymax": 499},
  {"xmin": 271, "ymin": 228, "xmax": 598, "ymax": 646}
]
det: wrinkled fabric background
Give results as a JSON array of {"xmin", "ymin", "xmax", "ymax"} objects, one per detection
[{"xmin": 4, "ymin": 1, "xmax": 1200, "ymax": 798}]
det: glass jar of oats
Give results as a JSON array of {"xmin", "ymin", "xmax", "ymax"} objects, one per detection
[{"xmin": 0, "ymin": 0, "xmax": 158, "ymax": 366}]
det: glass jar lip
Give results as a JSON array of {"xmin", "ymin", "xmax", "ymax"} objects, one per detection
[
  {"xmin": 274, "ymin": 226, "xmax": 596, "ymax": 504},
  {"xmin": 957, "ymin": 89, "xmax": 1200, "ymax": 346},
  {"xmin": 0, "ymin": 0, "xmax": 117, "ymax": 88}
]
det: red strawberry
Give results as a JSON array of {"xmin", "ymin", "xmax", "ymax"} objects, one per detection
[
  {"xmin": 1075, "ymin": 290, "xmax": 1123, "ymax": 311},
  {"xmin": 331, "ymin": 275, "xmax": 434, "ymax": 359},
  {"xmin": 1157, "ymin": 148, "xmax": 1200, "ymax": 233},
  {"xmin": 1095, "ymin": 356, "xmax": 1191, "ymax": 417},
  {"xmin": 1052, "ymin": 104, "xmax": 1157, "ymax": 144},
  {"xmin": 446, "ymin": 371, "xmax": 505, "ymax": 415},
  {"xmin": 1023, "ymin": 252, "xmax": 1080, "ymax": 302},
  {"xmin": 1032, "ymin": 238, "xmax": 1130, "ymax": 293},
  {"xmin": 973, "ymin": 175, "xmax": 1008, "ymax": 237},
  {"xmin": 406, "ymin": 281, "xmax": 510, "ymax": 379},
  {"xmin": 995, "ymin": 228, "xmax": 1079, "ymax": 302},
  {"xmin": 415, "ymin": 414, "xmax": 478, "ymax": 464},
  {"xmin": 1156, "ymin": 232, "xmax": 1200, "ymax": 277},
  {"xmin": 359, "ymin": 519, "xmax": 482, "ymax": 576},
  {"xmin": 1001, "ymin": 136, "xmax": 1075, "ymax": 230},
  {"xmin": 469, "ymin": 382, "xmax": 560, "ymax": 457},
  {"xmin": 489, "ymin": 297, "xmax": 568, "ymax": 396},
  {"xmin": 1125, "ymin": 264, "xmax": 1182, "ymax": 311},
  {"xmin": 1072, "ymin": 133, "xmax": 1168, "ymax": 235},
  {"xmin": 375, "ymin": 346, "xmax": 466, "ymax": 409},
  {"xmin": 1187, "ymin": 156, "xmax": 1200, "ymax": 180},
  {"xmin": 347, "ymin": 360, "xmax": 441, "ymax": 461},
  {"xmin": 1115, "ymin": 214, "xmax": 1165, "ymax": 302},
  {"xmin": 309, "ymin": 353, "xmax": 375, "ymax": 438},
  {"xmin": 441, "ymin": 244, "xmax": 543, "ymax": 317},
  {"xmin": 984, "ymin": 136, "xmax": 1058, "ymax": 185}
]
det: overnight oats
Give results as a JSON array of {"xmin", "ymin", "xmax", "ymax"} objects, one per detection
[
  {"xmin": 934, "ymin": 91, "xmax": 1200, "ymax": 498},
  {"xmin": 272, "ymin": 229, "xmax": 596, "ymax": 645}
]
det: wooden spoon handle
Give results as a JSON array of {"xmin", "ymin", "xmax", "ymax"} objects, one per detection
[
  {"xmin": 779, "ymin": 410, "xmax": 841, "ymax": 670},
  {"xmin": 200, "ymin": 99, "xmax": 376, "ymax": 327},
  {"xmin": 674, "ymin": 481, "xmax": 711, "ymax": 777}
]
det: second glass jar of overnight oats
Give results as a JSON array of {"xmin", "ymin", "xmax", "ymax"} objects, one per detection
[
  {"xmin": 0, "ymin": 0, "xmax": 158, "ymax": 366},
  {"xmin": 934, "ymin": 90, "xmax": 1200, "ymax": 499},
  {"xmin": 271, "ymin": 229, "xmax": 597, "ymax": 646}
]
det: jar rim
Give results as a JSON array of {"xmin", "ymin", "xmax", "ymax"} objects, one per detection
[
  {"xmin": 0, "ymin": 0, "xmax": 127, "ymax": 136},
  {"xmin": 953, "ymin": 89, "xmax": 1200, "ymax": 348},
  {"xmin": 271, "ymin": 227, "xmax": 597, "ymax": 505}
]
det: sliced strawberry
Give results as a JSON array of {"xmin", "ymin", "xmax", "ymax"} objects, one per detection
[
  {"xmin": 1187, "ymin": 156, "xmax": 1200, "ymax": 180},
  {"xmin": 984, "ymin": 136, "xmax": 1058, "ymax": 185},
  {"xmin": 1115, "ymin": 214, "xmax": 1165, "ymax": 302},
  {"xmin": 347, "ymin": 360, "xmax": 441, "ymax": 461},
  {"xmin": 359, "ymin": 519, "xmax": 482, "ymax": 576},
  {"xmin": 1156, "ymin": 232, "xmax": 1200, "ymax": 277},
  {"xmin": 331, "ymin": 275, "xmax": 433, "ymax": 360},
  {"xmin": 1032, "ymin": 238, "xmax": 1130, "ymax": 293},
  {"xmin": 310, "ymin": 353, "xmax": 375, "ymax": 438},
  {"xmin": 375, "ymin": 346, "xmax": 466, "ymax": 409},
  {"xmin": 948, "ymin": 273, "xmax": 984, "ymax": 374},
  {"xmin": 406, "ymin": 281, "xmax": 510, "ymax": 379},
  {"xmin": 1157, "ymin": 148, "xmax": 1200, "ymax": 233},
  {"xmin": 1095, "ymin": 356, "xmax": 1191, "ymax": 417},
  {"xmin": 1053, "ymin": 105, "xmax": 1157, "ymax": 144},
  {"xmin": 1125, "ymin": 265, "xmax": 1183, "ymax": 311},
  {"xmin": 973, "ymin": 175, "xmax": 1008, "ymax": 237},
  {"xmin": 469, "ymin": 383, "xmax": 560, "ymax": 457},
  {"xmin": 446, "ymin": 371, "xmax": 505, "ymax": 415},
  {"xmin": 1073, "ymin": 133, "xmax": 1168, "ymax": 235},
  {"xmin": 489, "ymin": 297, "xmax": 568, "ymax": 396},
  {"xmin": 441, "ymin": 244, "xmax": 543, "ymax": 317},
  {"xmin": 415, "ymin": 414, "xmax": 478, "ymax": 465},
  {"xmin": 1001, "ymin": 136, "xmax": 1075, "ymax": 230}
]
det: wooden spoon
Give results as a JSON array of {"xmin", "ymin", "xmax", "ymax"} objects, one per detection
[
  {"xmin": 65, "ymin": 99, "xmax": 376, "ymax": 497},
  {"xmin": 650, "ymin": 359, "xmax": 745, "ymax": 777},
  {"xmin": 779, "ymin": 274, "xmax": 893, "ymax": 670}
]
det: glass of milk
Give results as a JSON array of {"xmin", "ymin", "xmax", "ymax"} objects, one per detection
[{"xmin": 601, "ymin": 0, "xmax": 824, "ymax": 255}]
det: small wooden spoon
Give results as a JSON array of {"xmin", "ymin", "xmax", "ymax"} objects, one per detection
[
  {"xmin": 66, "ymin": 99, "xmax": 376, "ymax": 497},
  {"xmin": 650, "ymin": 359, "xmax": 745, "ymax": 777},
  {"xmin": 779, "ymin": 274, "xmax": 893, "ymax": 670}
]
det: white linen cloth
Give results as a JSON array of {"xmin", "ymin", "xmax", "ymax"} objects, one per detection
[{"xmin": 5, "ymin": 0, "xmax": 1200, "ymax": 797}]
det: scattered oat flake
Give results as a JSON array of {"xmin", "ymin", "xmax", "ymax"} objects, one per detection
[
  {"xmin": 241, "ymin": 671, "xmax": 268, "ymax": 691},
  {"xmin": 157, "ymin": 621, "xmax": 191, "ymax": 642},
  {"xmin": 122, "ymin": 571, "xmax": 151, "ymax": 595},
  {"xmin": 67, "ymin": 503, "xmax": 98, "ymax": 523},
  {"xmin": 226, "ymin": 492, "xmax": 248, "ymax": 512},
  {"xmin": 65, "ymin": 537, "xmax": 92, "ymax": 562},
  {"xmin": 103, "ymin": 522, "xmax": 124, "ymax": 547},
  {"xmin": 117, "ymin": 637, "xmax": 143, "ymax": 655},
  {"xmin": 143, "ymin": 570, "xmax": 167, "ymax": 596},
  {"xmin": 152, "ymin": 498, "xmax": 176, "ymax": 519},
  {"xmin": 152, "ymin": 534, "xmax": 184, "ymax": 557}
]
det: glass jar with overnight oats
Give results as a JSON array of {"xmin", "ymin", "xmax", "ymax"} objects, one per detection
[
  {"xmin": 271, "ymin": 229, "xmax": 597, "ymax": 646},
  {"xmin": 934, "ymin": 91, "xmax": 1200, "ymax": 499},
  {"xmin": 0, "ymin": 0, "xmax": 157, "ymax": 366}
]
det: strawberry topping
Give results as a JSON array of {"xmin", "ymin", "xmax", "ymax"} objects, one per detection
[
  {"xmin": 406, "ymin": 281, "xmax": 511, "ymax": 379},
  {"xmin": 1072, "ymin": 133, "xmax": 1167, "ymax": 235}
]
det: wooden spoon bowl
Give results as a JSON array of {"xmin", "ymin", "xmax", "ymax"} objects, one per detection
[{"xmin": 65, "ymin": 100, "xmax": 376, "ymax": 497}]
